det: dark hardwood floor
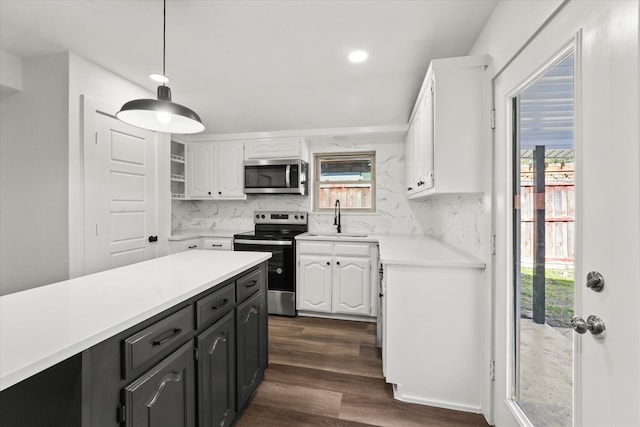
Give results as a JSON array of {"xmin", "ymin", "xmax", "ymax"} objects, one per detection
[{"xmin": 236, "ymin": 316, "xmax": 489, "ymax": 427}]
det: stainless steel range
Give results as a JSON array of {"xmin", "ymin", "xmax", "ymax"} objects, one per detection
[{"xmin": 233, "ymin": 211, "xmax": 308, "ymax": 316}]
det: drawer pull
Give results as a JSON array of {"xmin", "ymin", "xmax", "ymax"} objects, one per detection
[
  {"xmin": 212, "ymin": 298, "xmax": 230, "ymax": 310},
  {"xmin": 245, "ymin": 280, "xmax": 258, "ymax": 288},
  {"xmin": 152, "ymin": 328, "xmax": 182, "ymax": 346},
  {"xmin": 211, "ymin": 244, "xmax": 223, "ymax": 247}
]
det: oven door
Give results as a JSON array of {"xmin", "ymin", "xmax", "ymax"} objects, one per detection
[{"xmin": 233, "ymin": 239, "xmax": 295, "ymax": 292}]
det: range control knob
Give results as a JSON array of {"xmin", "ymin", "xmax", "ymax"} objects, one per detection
[
  {"xmin": 301, "ymin": 215, "xmax": 304, "ymax": 220},
  {"xmin": 294, "ymin": 215, "xmax": 299, "ymax": 219},
  {"xmin": 255, "ymin": 214, "xmax": 259, "ymax": 219},
  {"xmin": 261, "ymin": 215, "xmax": 265, "ymax": 219}
]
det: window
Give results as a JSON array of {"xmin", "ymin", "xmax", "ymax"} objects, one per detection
[{"xmin": 313, "ymin": 152, "xmax": 376, "ymax": 212}]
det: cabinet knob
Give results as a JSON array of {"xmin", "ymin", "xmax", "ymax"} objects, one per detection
[
  {"xmin": 326, "ymin": 261, "xmax": 330, "ymax": 266},
  {"xmin": 208, "ymin": 191, "xmax": 212, "ymax": 195},
  {"xmin": 218, "ymin": 191, "xmax": 222, "ymax": 195},
  {"xmin": 336, "ymin": 261, "xmax": 340, "ymax": 265},
  {"xmin": 148, "ymin": 235, "xmax": 158, "ymax": 243}
]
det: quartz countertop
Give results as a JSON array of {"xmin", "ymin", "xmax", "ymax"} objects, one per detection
[
  {"xmin": 169, "ymin": 228, "xmax": 250, "ymax": 241},
  {"xmin": 0, "ymin": 250, "xmax": 271, "ymax": 391},
  {"xmin": 296, "ymin": 232, "xmax": 485, "ymax": 269}
]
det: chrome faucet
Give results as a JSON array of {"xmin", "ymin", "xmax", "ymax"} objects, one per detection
[{"xmin": 334, "ymin": 199, "xmax": 342, "ymax": 233}]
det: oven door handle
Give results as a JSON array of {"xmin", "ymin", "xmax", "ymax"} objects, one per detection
[
  {"xmin": 234, "ymin": 239, "xmax": 293, "ymax": 246},
  {"xmin": 285, "ymin": 164, "xmax": 291, "ymax": 188}
]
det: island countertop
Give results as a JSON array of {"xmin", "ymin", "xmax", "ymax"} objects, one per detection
[{"xmin": 0, "ymin": 250, "xmax": 271, "ymax": 391}]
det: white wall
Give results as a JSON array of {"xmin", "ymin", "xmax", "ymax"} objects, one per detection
[
  {"xmin": 67, "ymin": 53, "xmax": 163, "ymax": 279},
  {"xmin": 0, "ymin": 51, "xmax": 161, "ymax": 294},
  {"xmin": 0, "ymin": 53, "xmax": 70, "ymax": 295},
  {"xmin": 0, "ymin": 48, "xmax": 22, "ymax": 96}
]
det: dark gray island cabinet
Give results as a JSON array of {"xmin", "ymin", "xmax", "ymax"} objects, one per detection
[{"xmin": 0, "ymin": 260, "xmax": 268, "ymax": 427}]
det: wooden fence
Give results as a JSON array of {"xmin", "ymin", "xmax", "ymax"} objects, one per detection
[{"xmin": 520, "ymin": 162, "xmax": 575, "ymax": 264}]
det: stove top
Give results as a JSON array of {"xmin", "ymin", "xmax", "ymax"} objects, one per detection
[{"xmin": 234, "ymin": 210, "xmax": 308, "ymax": 241}]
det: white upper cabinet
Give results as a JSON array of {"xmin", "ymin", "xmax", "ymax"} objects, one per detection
[
  {"xmin": 186, "ymin": 143, "xmax": 214, "ymax": 199},
  {"xmin": 244, "ymin": 137, "xmax": 308, "ymax": 160},
  {"xmin": 406, "ymin": 55, "xmax": 488, "ymax": 198},
  {"xmin": 214, "ymin": 141, "xmax": 245, "ymax": 199},
  {"xmin": 185, "ymin": 141, "xmax": 246, "ymax": 200}
]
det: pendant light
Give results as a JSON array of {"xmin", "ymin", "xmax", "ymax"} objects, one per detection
[{"xmin": 117, "ymin": 0, "xmax": 205, "ymax": 134}]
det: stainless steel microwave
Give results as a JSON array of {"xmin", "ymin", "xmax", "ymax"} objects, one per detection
[{"xmin": 244, "ymin": 159, "xmax": 308, "ymax": 195}]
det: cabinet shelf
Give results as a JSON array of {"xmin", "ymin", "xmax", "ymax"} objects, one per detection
[
  {"xmin": 171, "ymin": 193, "xmax": 186, "ymax": 200},
  {"xmin": 171, "ymin": 174, "xmax": 186, "ymax": 182},
  {"xmin": 170, "ymin": 154, "xmax": 185, "ymax": 163}
]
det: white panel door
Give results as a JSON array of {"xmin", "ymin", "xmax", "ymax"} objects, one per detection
[
  {"xmin": 214, "ymin": 142, "xmax": 245, "ymax": 199},
  {"xmin": 332, "ymin": 257, "xmax": 370, "ymax": 315},
  {"xmin": 493, "ymin": 2, "xmax": 639, "ymax": 426},
  {"xmin": 84, "ymin": 112, "xmax": 158, "ymax": 275},
  {"xmin": 297, "ymin": 255, "xmax": 332, "ymax": 312}
]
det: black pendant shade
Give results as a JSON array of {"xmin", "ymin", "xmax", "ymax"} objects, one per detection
[
  {"xmin": 116, "ymin": 0, "xmax": 205, "ymax": 134},
  {"xmin": 117, "ymin": 85, "xmax": 205, "ymax": 134}
]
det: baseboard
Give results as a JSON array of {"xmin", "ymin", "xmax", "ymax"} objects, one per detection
[
  {"xmin": 392, "ymin": 385, "xmax": 482, "ymax": 414},
  {"xmin": 297, "ymin": 311, "xmax": 376, "ymax": 323}
]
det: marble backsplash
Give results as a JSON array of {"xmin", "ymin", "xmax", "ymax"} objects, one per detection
[{"xmin": 171, "ymin": 138, "xmax": 488, "ymax": 260}]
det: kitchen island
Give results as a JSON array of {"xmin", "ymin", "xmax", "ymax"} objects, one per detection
[{"xmin": 0, "ymin": 250, "xmax": 270, "ymax": 427}]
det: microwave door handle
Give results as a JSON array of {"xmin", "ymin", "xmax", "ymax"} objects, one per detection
[{"xmin": 285, "ymin": 164, "xmax": 291, "ymax": 188}]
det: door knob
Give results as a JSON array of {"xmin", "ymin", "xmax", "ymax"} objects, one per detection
[
  {"xmin": 571, "ymin": 315, "xmax": 606, "ymax": 336},
  {"xmin": 571, "ymin": 316, "xmax": 588, "ymax": 334},
  {"xmin": 586, "ymin": 271, "xmax": 604, "ymax": 292}
]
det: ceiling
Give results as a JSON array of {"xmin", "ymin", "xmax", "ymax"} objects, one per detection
[{"xmin": 0, "ymin": 0, "xmax": 497, "ymax": 135}]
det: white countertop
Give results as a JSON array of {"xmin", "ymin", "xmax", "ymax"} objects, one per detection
[
  {"xmin": 169, "ymin": 228, "xmax": 250, "ymax": 241},
  {"xmin": 296, "ymin": 232, "xmax": 485, "ymax": 269},
  {"xmin": 377, "ymin": 235, "xmax": 485, "ymax": 269},
  {"xmin": 0, "ymin": 250, "xmax": 270, "ymax": 391}
]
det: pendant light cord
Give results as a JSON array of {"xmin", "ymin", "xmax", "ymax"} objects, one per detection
[{"xmin": 162, "ymin": 0, "xmax": 166, "ymax": 85}]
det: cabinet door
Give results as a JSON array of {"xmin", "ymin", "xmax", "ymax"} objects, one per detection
[
  {"xmin": 214, "ymin": 142, "xmax": 245, "ymax": 199},
  {"xmin": 186, "ymin": 143, "xmax": 214, "ymax": 199},
  {"xmin": 421, "ymin": 79, "xmax": 435, "ymax": 190},
  {"xmin": 123, "ymin": 342, "xmax": 195, "ymax": 427},
  {"xmin": 244, "ymin": 137, "xmax": 304, "ymax": 159},
  {"xmin": 197, "ymin": 311, "xmax": 236, "ymax": 427},
  {"xmin": 236, "ymin": 291, "xmax": 265, "ymax": 410},
  {"xmin": 332, "ymin": 257, "xmax": 371, "ymax": 316},
  {"xmin": 297, "ymin": 254, "xmax": 333, "ymax": 313}
]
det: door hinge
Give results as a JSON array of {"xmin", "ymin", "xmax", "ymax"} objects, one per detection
[
  {"xmin": 194, "ymin": 347, "xmax": 199, "ymax": 361},
  {"xmin": 490, "ymin": 360, "xmax": 495, "ymax": 381},
  {"xmin": 95, "ymin": 131, "xmax": 98, "ymax": 145},
  {"xmin": 117, "ymin": 404, "xmax": 126, "ymax": 423},
  {"xmin": 491, "ymin": 234, "xmax": 496, "ymax": 255},
  {"xmin": 490, "ymin": 109, "xmax": 496, "ymax": 129},
  {"xmin": 378, "ymin": 265, "xmax": 384, "ymax": 280}
]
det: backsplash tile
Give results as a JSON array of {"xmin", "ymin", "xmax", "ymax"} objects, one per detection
[{"xmin": 171, "ymin": 138, "xmax": 488, "ymax": 260}]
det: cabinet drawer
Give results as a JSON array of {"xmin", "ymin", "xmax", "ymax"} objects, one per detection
[
  {"xmin": 334, "ymin": 243, "xmax": 370, "ymax": 257},
  {"xmin": 123, "ymin": 305, "xmax": 193, "ymax": 378},
  {"xmin": 195, "ymin": 282, "xmax": 235, "ymax": 329},
  {"xmin": 236, "ymin": 268, "xmax": 262, "ymax": 303},
  {"xmin": 298, "ymin": 241, "xmax": 333, "ymax": 255},
  {"xmin": 201, "ymin": 238, "xmax": 232, "ymax": 251}
]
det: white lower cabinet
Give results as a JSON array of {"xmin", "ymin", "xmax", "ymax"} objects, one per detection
[
  {"xmin": 382, "ymin": 262, "xmax": 483, "ymax": 412},
  {"xmin": 169, "ymin": 237, "xmax": 233, "ymax": 254},
  {"xmin": 169, "ymin": 238, "xmax": 202, "ymax": 254},
  {"xmin": 297, "ymin": 241, "xmax": 377, "ymax": 318}
]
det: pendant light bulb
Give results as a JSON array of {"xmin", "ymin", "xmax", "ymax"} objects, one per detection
[{"xmin": 116, "ymin": 0, "xmax": 204, "ymax": 134}]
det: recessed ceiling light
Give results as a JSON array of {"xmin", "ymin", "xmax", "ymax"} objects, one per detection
[
  {"xmin": 149, "ymin": 73, "xmax": 170, "ymax": 84},
  {"xmin": 348, "ymin": 50, "xmax": 368, "ymax": 64}
]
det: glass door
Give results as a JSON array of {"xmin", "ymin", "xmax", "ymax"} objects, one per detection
[{"xmin": 512, "ymin": 53, "xmax": 575, "ymax": 426}]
